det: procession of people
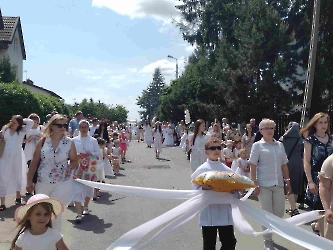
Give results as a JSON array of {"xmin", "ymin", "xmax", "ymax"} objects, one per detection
[{"xmin": 1, "ymin": 111, "xmax": 333, "ymax": 250}]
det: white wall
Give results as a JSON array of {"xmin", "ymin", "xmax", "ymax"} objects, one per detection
[
  {"xmin": 24, "ymin": 84, "xmax": 52, "ymax": 96},
  {"xmin": 0, "ymin": 27, "xmax": 23, "ymax": 83}
]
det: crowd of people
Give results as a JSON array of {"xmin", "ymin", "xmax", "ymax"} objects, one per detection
[{"xmin": 0, "ymin": 111, "xmax": 333, "ymax": 250}]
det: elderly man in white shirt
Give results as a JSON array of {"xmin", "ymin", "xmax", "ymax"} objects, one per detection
[{"xmin": 249, "ymin": 119, "xmax": 291, "ymax": 250}]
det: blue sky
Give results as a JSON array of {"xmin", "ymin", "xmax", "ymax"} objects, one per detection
[{"xmin": 2, "ymin": 0, "xmax": 195, "ymax": 120}]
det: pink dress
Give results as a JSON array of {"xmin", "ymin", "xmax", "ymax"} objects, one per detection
[{"xmin": 120, "ymin": 134, "xmax": 128, "ymax": 151}]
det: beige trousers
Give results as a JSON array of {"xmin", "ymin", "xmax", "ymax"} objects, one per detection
[{"xmin": 258, "ymin": 185, "xmax": 285, "ymax": 240}]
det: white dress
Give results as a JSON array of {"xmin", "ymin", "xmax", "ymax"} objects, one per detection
[
  {"xmin": 188, "ymin": 133, "xmax": 210, "ymax": 173},
  {"xmin": 24, "ymin": 126, "xmax": 43, "ymax": 162},
  {"xmin": 144, "ymin": 125, "xmax": 153, "ymax": 145},
  {"xmin": 0, "ymin": 118, "xmax": 33, "ymax": 197},
  {"xmin": 231, "ymin": 148, "xmax": 240, "ymax": 172},
  {"xmin": 163, "ymin": 128, "xmax": 174, "ymax": 146},
  {"xmin": 103, "ymin": 147, "xmax": 114, "ymax": 175},
  {"xmin": 235, "ymin": 158, "xmax": 250, "ymax": 178},
  {"xmin": 72, "ymin": 135, "xmax": 101, "ymax": 202},
  {"xmin": 153, "ymin": 130, "xmax": 162, "ymax": 153}
]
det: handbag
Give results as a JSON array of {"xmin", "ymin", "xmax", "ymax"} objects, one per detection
[
  {"xmin": 33, "ymin": 137, "xmax": 46, "ymax": 183},
  {"xmin": 0, "ymin": 129, "xmax": 7, "ymax": 158},
  {"xmin": 0, "ymin": 138, "xmax": 5, "ymax": 158}
]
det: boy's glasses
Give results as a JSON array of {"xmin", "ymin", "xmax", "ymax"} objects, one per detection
[
  {"xmin": 53, "ymin": 124, "xmax": 68, "ymax": 129},
  {"xmin": 206, "ymin": 146, "xmax": 222, "ymax": 151},
  {"xmin": 260, "ymin": 127, "xmax": 274, "ymax": 131}
]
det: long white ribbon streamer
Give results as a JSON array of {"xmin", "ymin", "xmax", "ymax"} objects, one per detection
[{"xmin": 76, "ymin": 180, "xmax": 332, "ymax": 250}]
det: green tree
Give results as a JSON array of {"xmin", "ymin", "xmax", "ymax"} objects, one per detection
[
  {"xmin": 0, "ymin": 57, "xmax": 17, "ymax": 83},
  {"xmin": 137, "ymin": 68, "xmax": 165, "ymax": 121}
]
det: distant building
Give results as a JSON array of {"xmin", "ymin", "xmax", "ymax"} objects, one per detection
[
  {"xmin": 0, "ymin": 9, "xmax": 26, "ymax": 83},
  {"xmin": 22, "ymin": 79, "xmax": 63, "ymax": 99}
]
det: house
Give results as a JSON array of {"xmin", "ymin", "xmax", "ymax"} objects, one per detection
[
  {"xmin": 0, "ymin": 9, "xmax": 26, "ymax": 83},
  {"xmin": 23, "ymin": 79, "xmax": 63, "ymax": 99}
]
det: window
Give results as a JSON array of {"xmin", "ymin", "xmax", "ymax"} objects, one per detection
[{"xmin": 14, "ymin": 38, "xmax": 18, "ymax": 51}]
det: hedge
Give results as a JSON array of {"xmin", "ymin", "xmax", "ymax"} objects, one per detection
[{"xmin": 0, "ymin": 83, "xmax": 68, "ymax": 127}]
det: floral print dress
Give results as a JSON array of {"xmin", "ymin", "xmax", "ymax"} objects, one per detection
[
  {"xmin": 37, "ymin": 136, "xmax": 72, "ymax": 184},
  {"xmin": 305, "ymin": 134, "xmax": 333, "ymax": 209}
]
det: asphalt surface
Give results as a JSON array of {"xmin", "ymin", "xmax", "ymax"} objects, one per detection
[{"xmin": 0, "ymin": 141, "xmax": 315, "ymax": 250}]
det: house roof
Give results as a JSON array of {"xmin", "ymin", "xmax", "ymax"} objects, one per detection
[
  {"xmin": 0, "ymin": 15, "xmax": 26, "ymax": 60},
  {"xmin": 22, "ymin": 80, "xmax": 63, "ymax": 99},
  {"xmin": 0, "ymin": 10, "xmax": 4, "ymax": 30}
]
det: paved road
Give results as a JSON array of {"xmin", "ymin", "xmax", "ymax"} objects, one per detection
[{"xmin": 0, "ymin": 141, "xmax": 314, "ymax": 250}]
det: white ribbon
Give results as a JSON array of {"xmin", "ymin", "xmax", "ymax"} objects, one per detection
[{"xmin": 76, "ymin": 180, "xmax": 332, "ymax": 250}]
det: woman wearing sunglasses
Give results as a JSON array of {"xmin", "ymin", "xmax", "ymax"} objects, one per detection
[
  {"xmin": 249, "ymin": 119, "xmax": 291, "ymax": 250},
  {"xmin": 27, "ymin": 114, "xmax": 78, "ymax": 232}
]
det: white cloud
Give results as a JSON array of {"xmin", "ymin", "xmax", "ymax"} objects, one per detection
[
  {"xmin": 140, "ymin": 56, "xmax": 186, "ymax": 77},
  {"xmin": 92, "ymin": 0, "xmax": 180, "ymax": 24},
  {"xmin": 86, "ymin": 75, "xmax": 103, "ymax": 80}
]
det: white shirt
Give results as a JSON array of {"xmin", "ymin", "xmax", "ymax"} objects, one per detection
[
  {"xmin": 249, "ymin": 138, "xmax": 288, "ymax": 187},
  {"xmin": 191, "ymin": 159, "xmax": 236, "ymax": 226},
  {"xmin": 89, "ymin": 125, "xmax": 99, "ymax": 136},
  {"xmin": 16, "ymin": 228, "xmax": 62, "ymax": 250}
]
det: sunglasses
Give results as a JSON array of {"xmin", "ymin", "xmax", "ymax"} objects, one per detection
[
  {"xmin": 53, "ymin": 123, "xmax": 68, "ymax": 129},
  {"xmin": 206, "ymin": 146, "xmax": 222, "ymax": 151}
]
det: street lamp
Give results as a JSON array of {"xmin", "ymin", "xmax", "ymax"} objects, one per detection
[{"xmin": 167, "ymin": 55, "xmax": 179, "ymax": 79}]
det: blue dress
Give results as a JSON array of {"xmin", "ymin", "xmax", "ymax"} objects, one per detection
[{"xmin": 305, "ymin": 134, "xmax": 333, "ymax": 209}]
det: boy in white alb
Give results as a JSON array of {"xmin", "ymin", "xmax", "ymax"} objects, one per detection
[{"xmin": 191, "ymin": 137, "xmax": 237, "ymax": 250}]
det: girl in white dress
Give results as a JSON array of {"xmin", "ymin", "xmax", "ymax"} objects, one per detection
[
  {"xmin": 185, "ymin": 119, "xmax": 210, "ymax": 173},
  {"xmin": 112, "ymin": 140, "xmax": 121, "ymax": 174},
  {"xmin": 0, "ymin": 115, "xmax": 34, "ymax": 210},
  {"xmin": 153, "ymin": 122, "xmax": 163, "ymax": 159},
  {"xmin": 24, "ymin": 114, "xmax": 43, "ymax": 194},
  {"xmin": 231, "ymin": 140, "xmax": 242, "ymax": 172},
  {"xmin": 143, "ymin": 121, "xmax": 153, "ymax": 148},
  {"xmin": 235, "ymin": 149, "xmax": 250, "ymax": 177},
  {"xmin": 163, "ymin": 124, "xmax": 174, "ymax": 147},
  {"xmin": 12, "ymin": 194, "xmax": 69, "ymax": 250}
]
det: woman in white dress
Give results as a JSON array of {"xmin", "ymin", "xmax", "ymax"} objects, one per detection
[
  {"xmin": 0, "ymin": 115, "xmax": 34, "ymax": 210},
  {"xmin": 185, "ymin": 119, "xmax": 210, "ymax": 173},
  {"xmin": 26, "ymin": 114, "xmax": 77, "ymax": 231},
  {"xmin": 153, "ymin": 122, "xmax": 163, "ymax": 159},
  {"xmin": 24, "ymin": 113, "xmax": 43, "ymax": 195},
  {"xmin": 144, "ymin": 121, "xmax": 153, "ymax": 148},
  {"xmin": 72, "ymin": 120, "xmax": 102, "ymax": 223},
  {"xmin": 163, "ymin": 124, "xmax": 174, "ymax": 147}
]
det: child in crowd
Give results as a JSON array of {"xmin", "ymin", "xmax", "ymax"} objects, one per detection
[
  {"xmin": 99, "ymin": 138, "xmax": 114, "ymax": 178},
  {"xmin": 235, "ymin": 149, "xmax": 250, "ymax": 178},
  {"xmin": 12, "ymin": 194, "xmax": 69, "ymax": 250},
  {"xmin": 191, "ymin": 137, "xmax": 238, "ymax": 250},
  {"xmin": 119, "ymin": 130, "xmax": 128, "ymax": 163},
  {"xmin": 152, "ymin": 122, "xmax": 163, "ymax": 159},
  {"xmin": 231, "ymin": 140, "xmax": 242, "ymax": 172},
  {"xmin": 94, "ymin": 138, "xmax": 108, "ymax": 199},
  {"xmin": 222, "ymin": 140, "xmax": 233, "ymax": 167},
  {"xmin": 111, "ymin": 140, "xmax": 121, "ymax": 174}
]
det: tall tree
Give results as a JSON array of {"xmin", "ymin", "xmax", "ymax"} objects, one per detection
[
  {"xmin": 136, "ymin": 68, "xmax": 165, "ymax": 121},
  {"xmin": 0, "ymin": 56, "xmax": 17, "ymax": 83}
]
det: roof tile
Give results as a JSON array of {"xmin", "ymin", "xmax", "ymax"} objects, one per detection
[{"xmin": 0, "ymin": 17, "xmax": 18, "ymax": 42}]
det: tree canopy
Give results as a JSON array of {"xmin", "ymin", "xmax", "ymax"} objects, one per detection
[{"xmin": 157, "ymin": 0, "xmax": 333, "ymax": 123}]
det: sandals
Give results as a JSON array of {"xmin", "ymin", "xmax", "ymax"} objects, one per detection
[
  {"xmin": 0, "ymin": 205, "xmax": 6, "ymax": 211},
  {"xmin": 311, "ymin": 222, "xmax": 320, "ymax": 236},
  {"xmin": 15, "ymin": 198, "xmax": 22, "ymax": 205},
  {"xmin": 286, "ymin": 208, "xmax": 300, "ymax": 217}
]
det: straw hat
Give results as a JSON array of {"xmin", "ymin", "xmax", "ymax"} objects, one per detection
[{"xmin": 15, "ymin": 194, "xmax": 64, "ymax": 223}]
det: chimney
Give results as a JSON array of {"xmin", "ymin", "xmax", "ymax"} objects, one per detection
[{"xmin": 0, "ymin": 9, "xmax": 4, "ymax": 30}]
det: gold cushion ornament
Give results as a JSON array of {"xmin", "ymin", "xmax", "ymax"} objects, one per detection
[{"xmin": 192, "ymin": 171, "xmax": 255, "ymax": 192}]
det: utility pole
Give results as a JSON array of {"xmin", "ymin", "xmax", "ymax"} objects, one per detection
[{"xmin": 300, "ymin": 0, "xmax": 321, "ymax": 127}]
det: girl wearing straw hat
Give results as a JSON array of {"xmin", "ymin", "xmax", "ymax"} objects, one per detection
[{"xmin": 12, "ymin": 194, "xmax": 69, "ymax": 250}]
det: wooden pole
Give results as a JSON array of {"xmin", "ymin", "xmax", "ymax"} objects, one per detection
[{"xmin": 300, "ymin": 0, "xmax": 321, "ymax": 128}]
